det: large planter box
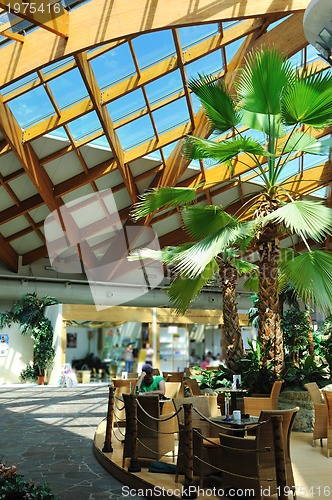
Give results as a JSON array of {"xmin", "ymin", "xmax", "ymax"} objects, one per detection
[
  {"xmin": 76, "ymin": 370, "xmax": 91, "ymax": 384},
  {"xmin": 279, "ymin": 390, "xmax": 313, "ymax": 432}
]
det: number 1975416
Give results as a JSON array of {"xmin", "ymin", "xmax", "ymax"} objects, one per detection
[{"xmin": 7, "ymin": 3, "xmax": 62, "ymax": 14}]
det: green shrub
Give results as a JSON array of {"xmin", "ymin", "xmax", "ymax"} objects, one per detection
[{"xmin": 0, "ymin": 462, "xmax": 57, "ymax": 499}]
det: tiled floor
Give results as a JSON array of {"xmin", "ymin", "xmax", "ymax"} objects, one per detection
[{"xmin": 0, "ymin": 384, "xmax": 143, "ymax": 500}]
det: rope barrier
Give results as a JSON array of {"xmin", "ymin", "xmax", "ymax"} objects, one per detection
[
  {"xmin": 136, "ymin": 398, "xmax": 181, "ymax": 422},
  {"xmin": 135, "ymin": 417, "xmax": 176, "ymax": 434}
]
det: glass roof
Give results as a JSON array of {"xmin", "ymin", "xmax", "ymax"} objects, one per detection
[{"xmin": 0, "ymin": 1, "xmax": 330, "ymax": 275}]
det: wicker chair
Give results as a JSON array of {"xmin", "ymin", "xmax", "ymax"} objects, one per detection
[
  {"xmin": 219, "ymin": 407, "xmax": 299, "ymax": 500},
  {"xmin": 112, "ymin": 378, "xmax": 138, "ymax": 425},
  {"xmin": 164, "ymin": 381, "xmax": 182, "ymax": 398},
  {"xmin": 322, "ymin": 390, "xmax": 332, "ymax": 457},
  {"xmin": 122, "ymin": 394, "xmax": 176, "ymax": 468},
  {"xmin": 243, "ymin": 380, "xmax": 284, "ymax": 416},
  {"xmin": 304, "ymin": 382, "xmax": 327, "ymax": 447},
  {"xmin": 173, "ymin": 395, "xmax": 221, "ymax": 484}
]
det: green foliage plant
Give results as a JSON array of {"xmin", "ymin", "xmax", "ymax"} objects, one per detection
[
  {"xmin": 281, "ymin": 307, "xmax": 310, "ymax": 362},
  {"xmin": 19, "ymin": 363, "xmax": 38, "ymax": 383},
  {"xmin": 0, "ymin": 292, "xmax": 58, "ymax": 378},
  {"xmin": 283, "ymin": 354, "xmax": 330, "ymax": 390},
  {"xmin": 0, "ymin": 462, "xmax": 57, "ymax": 499}
]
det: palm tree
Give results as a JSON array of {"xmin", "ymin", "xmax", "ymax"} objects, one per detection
[
  {"xmin": 181, "ymin": 47, "xmax": 332, "ymax": 375},
  {"xmin": 132, "ymin": 48, "xmax": 332, "ymax": 376},
  {"xmin": 131, "ymin": 201, "xmax": 256, "ymax": 370}
]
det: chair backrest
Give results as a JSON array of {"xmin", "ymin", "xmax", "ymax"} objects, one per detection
[
  {"xmin": 270, "ymin": 380, "xmax": 284, "ymax": 408},
  {"xmin": 323, "ymin": 390, "xmax": 332, "ymax": 427},
  {"xmin": 165, "ymin": 381, "xmax": 182, "ymax": 398},
  {"xmin": 270, "ymin": 380, "xmax": 284, "ymax": 399},
  {"xmin": 305, "ymin": 382, "xmax": 325, "ymax": 405},
  {"xmin": 184, "ymin": 377, "xmax": 201, "ymax": 396},
  {"xmin": 163, "ymin": 371, "xmax": 184, "ymax": 382},
  {"xmin": 258, "ymin": 406, "xmax": 299, "ymax": 458},
  {"xmin": 173, "ymin": 395, "xmax": 211, "ymax": 425}
]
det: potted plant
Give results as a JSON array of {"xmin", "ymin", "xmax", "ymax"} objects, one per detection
[
  {"xmin": 19, "ymin": 363, "xmax": 38, "ymax": 383},
  {"xmin": 0, "ymin": 292, "xmax": 58, "ymax": 384},
  {"xmin": 33, "ymin": 317, "xmax": 56, "ymax": 384}
]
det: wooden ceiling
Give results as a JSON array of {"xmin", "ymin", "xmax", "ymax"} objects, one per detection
[{"xmin": 0, "ymin": 0, "xmax": 330, "ymax": 286}]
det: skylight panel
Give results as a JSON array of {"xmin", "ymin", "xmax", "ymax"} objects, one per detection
[
  {"xmin": 152, "ymin": 97, "xmax": 190, "ymax": 135},
  {"xmin": 144, "ymin": 71, "xmax": 184, "ymax": 106},
  {"xmin": 225, "ymin": 37, "xmax": 244, "ymax": 64},
  {"xmin": 306, "ymin": 44, "xmax": 322, "ymax": 64},
  {"xmin": 7, "ymin": 86, "xmax": 54, "ymax": 128},
  {"xmin": 1, "ymin": 73, "xmax": 40, "ymax": 98},
  {"xmin": 42, "ymin": 56, "xmax": 75, "ymax": 76},
  {"xmin": 66, "ymin": 110, "xmax": 102, "ymax": 141},
  {"xmin": 132, "ymin": 30, "xmax": 176, "ymax": 69},
  {"xmin": 178, "ymin": 23, "xmax": 220, "ymax": 49},
  {"xmin": 309, "ymin": 187, "xmax": 327, "ymax": 198},
  {"xmin": 48, "ymin": 67, "xmax": 88, "ymax": 109},
  {"xmin": 107, "ymin": 88, "xmax": 146, "ymax": 123},
  {"xmin": 116, "ymin": 115, "xmax": 155, "ymax": 151},
  {"xmin": 160, "ymin": 141, "xmax": 182, "ymax": 161},
  {"xmin": 90, "ymin": 43, "xmax": 136, "ymax": 89},
  {"xmin": 186, "ymin": 51, "xmax": 223, "ymax": 82}
]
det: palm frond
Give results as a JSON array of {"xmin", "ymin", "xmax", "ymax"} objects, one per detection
[
  {"xmin": 242, "ymin": 110, "xmax": 285, "ymax": 137},
  {"xmin": 233, "ymin": 259, "xmax": 258, "ymax": 276},
  {"xmin": 181, "ymin": 205, "xmax": 238, "ymax": 239},
  {"xmin": 170, "ymin": 224, "xmax": 251, "ymax": 278},
  {"xmin": 264, "ymin": 201, "xmax": 332, "ymax": 242},
  {"xmin": 182, "ymin": 135, "xmax": 266, "ymax": 163},
  {"xmin": 236, "ymin": 47, "xmax": 294, "ymax": 115},
  {"xmin": 280, "ymin": 132, "xmax": 332, "ymax": 155},
  {"xmin": 131, "ymin": 187, "xmax": 198, "ymax": 221},
  {"xmin": 282, "ymin": 70, "xmax": 332, "ymax": 128},
  {"xmin": 188, "ymin": 74, "xmax": 241, "ymax": 133},
  {"xmin": 279, "ymin": 250, "xmax": 332, "ymax": 313},
  {"xmin": 167, "ymin": 260, "xmax": 218, "ymax": 314},
  {"xmin": 128, "ymin": 244, "xmax": 193, "ymax": 265}
]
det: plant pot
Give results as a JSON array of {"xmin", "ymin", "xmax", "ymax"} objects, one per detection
[{"xmin": 37, "ymin": 375, "xmax": 45, "ymax": 385}]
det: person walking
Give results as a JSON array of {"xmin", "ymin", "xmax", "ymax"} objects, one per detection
[
  {"xmin": 123, "ymin": 343, "xmax": 134, "ymax": 373},
  {"xmin": 145, "ymin": 342, "xmax": 154, "ymax": 366}
]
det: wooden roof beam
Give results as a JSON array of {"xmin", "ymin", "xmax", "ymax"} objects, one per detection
[
  {"xmin": 0, "ymin": 0, "xmax": 309, "ymax": 87},
  {"xmin": 74, "ymin": 51, "xmax": 138, "ymax": 203}
]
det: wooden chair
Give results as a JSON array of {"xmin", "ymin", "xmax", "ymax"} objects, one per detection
[
  {"xmin": 322, "ymin": 390, "xmax": 332, "ymax": 457},
  {"xmin": 122, "ymin": 394, "xmax": 176, "ymax": 467},
  {"xmin": 243, "ymin": 380, "xmax": 284, "ymax": 416},
  {"xmin": 304, "ymin": 382, "xmax": 327, "ymax": 446},
  {"xmin": 219, "ymin": 407, "xmax": 299, "ymax": 500},
  {"xmin": 112, "ymin": 378, "xmax": 138, "ymax": 425}
]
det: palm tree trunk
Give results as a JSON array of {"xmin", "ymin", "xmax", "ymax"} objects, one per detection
[
  {"xmin": 257, "ymin": 235, "xmax": 284, "ymax": 377},
  {"xmin": 305, "ymin": 305, "xmax": 315, "ymax": 356},
  {"xmin": 220, "ymin": 265, "xmax": 244, "ymax": 371}
]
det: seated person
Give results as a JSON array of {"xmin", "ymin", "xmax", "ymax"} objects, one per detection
[{"xmin": 135, "ymin": 364, "xmax": 165, "ymax": 397}]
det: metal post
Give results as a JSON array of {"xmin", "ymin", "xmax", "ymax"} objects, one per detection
[{"xmin": 102, "ymin": 385, "xmax": 114, "ymax": 452}]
